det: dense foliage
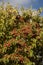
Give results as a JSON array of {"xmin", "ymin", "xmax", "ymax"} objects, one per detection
[{"xmin": 0, "ymin": 3, "xmax": 43, "ymax": 65}]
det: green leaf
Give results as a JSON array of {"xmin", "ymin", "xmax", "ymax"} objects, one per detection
[{"xmin": 29, "ymin": 50, "xmax": 33, "ymax": 57}]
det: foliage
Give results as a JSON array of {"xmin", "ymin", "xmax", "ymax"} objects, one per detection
[{"xmin": 0, "ymin": 3, "xmax": 43, "ymax": 65}]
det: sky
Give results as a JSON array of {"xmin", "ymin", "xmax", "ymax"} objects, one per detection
[{"xmin": 0, "ymin": 0, "xmax": 43, "ymax": 16}]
